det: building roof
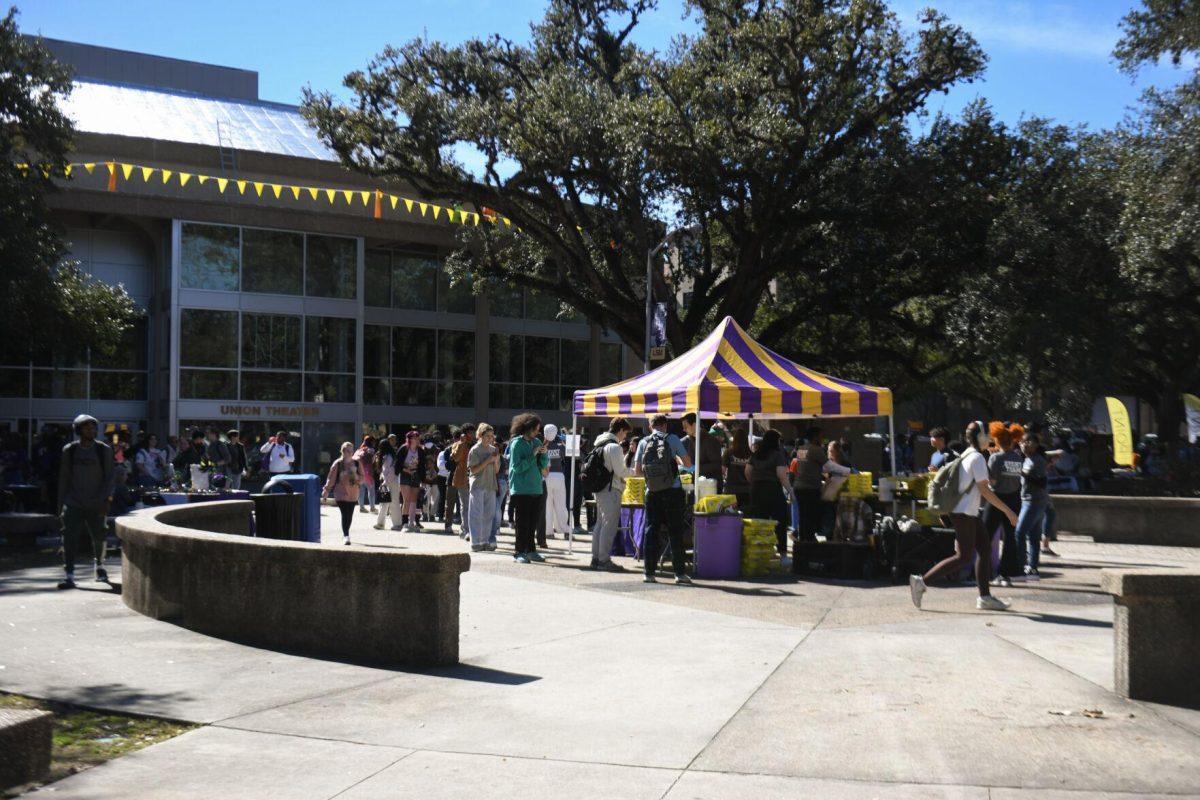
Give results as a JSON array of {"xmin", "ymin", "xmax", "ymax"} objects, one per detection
[{"xmin": 62, "ymin": 79, "xmax": 337, "ymax": 162}]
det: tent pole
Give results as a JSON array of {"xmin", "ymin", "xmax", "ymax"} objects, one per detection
[
  {"xmin": 888, "ymin": 412, "xmax": 898, "ymax": 519},
  {"xmin": 568, "ymin": 414, "xmax": 577, "ymax": 556}
]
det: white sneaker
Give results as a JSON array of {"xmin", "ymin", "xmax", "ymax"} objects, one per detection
[
  {"xmin": 372, "ymin": 523, "xmax": 383, "ymax": 530},
  {"xmin": 909, "ymin": 575, "xmax": 926, "ymax": 609},
  {"xmin": 643, "ymin": 575, "xmax": 657, "ymax": 584},
  {"xmin": 391, "ymin": 525, "xmax": 404, "ymax": 531},
  {"xmin": 343, "ymin": 536, "xmax": 351, "ymax": 546},
  {"xmin": 990, "ymin": 576, "xmax": 1012, "ymax": 588},
  {"xmin": 977, "ymin": 595, "xmax": 1011, "ymax": 611},
  {"xmin": 674, "ymin": 574, "xmax": 693, "ymax": 585},
  {"xmin": 1024, "ymin": 567, "xmax": 1041, "ymax": 581}
]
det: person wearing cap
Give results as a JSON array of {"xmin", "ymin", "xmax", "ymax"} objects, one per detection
[
  {"xmin": 57, "ymin": 414, "xmax": 116, "ymax": 589},
  {"xmin": 541, "ymin": 423, "xmax": 572, "ymax": 540}
]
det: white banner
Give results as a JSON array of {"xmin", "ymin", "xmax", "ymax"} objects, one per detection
[{"xmin": 1184, "ymin": 393, "xmax": 1200, "ymax": 444}]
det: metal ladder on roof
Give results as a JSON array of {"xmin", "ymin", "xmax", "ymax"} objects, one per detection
[{"xmin": 216, "ymin": 120, "xmax": 238, "ymax": 173}]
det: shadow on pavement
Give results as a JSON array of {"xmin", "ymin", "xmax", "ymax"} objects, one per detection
[
  {"xmin": 420, "ymin": 663, "xmax": 541, "ymax": 686},
  {"xmin": 41, "ymin": 682, "xmax": 198, "ymax": 719}
]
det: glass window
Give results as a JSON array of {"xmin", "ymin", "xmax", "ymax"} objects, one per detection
[
  {"xmin": 487, "ymin": 281, "xmax": 524, "ymax": 318},
  {"xmin": 90, "ymin": 372, "xmax": 147, "ymax": 401},
  {"xmin": 490, "ymin": 334, "xmax": 522, "ymax": 383},
  {"xmin": 242, "ymin": 228, "xmax": 303, "ymax": 295},
  {"xmin": 392, "ymin": 327, "xmax": 436, "ymax": 379},
  {"xmin": 438, "ymin": 270, "xmax": 475, "ymax": 314},
  {"xmin": 301, "ymin": 421, "xmax": 355, "ymax": 475},
  {"xmin": 489, "ymin": 383, "xmax": 522, "ymax": 409},
  {"xmin": 305, "ymin": 317, "xmax": 356, "ymax": 373},
  {"xmin": 305, "ymin": 235, "xmax": 357, "ymax": 299},
  {"xmin": 363, "ymin": 378, "xmax": 390, "ymax": 406},
  {"xmin": 391, "ymin": 254, "xmax": 437, "ymax": 310},
  {"xmin": 525, "ymin": 336, "xmax": 558, "ymax": 385},
  {"xmin": 242, "ymin": 314, "xmax": 301, "ymax": 370},
  {"xmin": 241, "ymin": 371, "xmax": 301, "ymax": 402},
  {"xmin": 363, "ymin": 325, "xmax": 390, "ymax": 377},
  {"xmin": 599, "ymin": 342, "xmax": 623, "ymax": 386},
  {"xmin": 305, "ymin": 374, "xmax": 355, "ymax": 403},
  {"xmin": 438, "ymin": 330, "xmax": 475, "ymax": 382},
  {"xmin": 31, "ymin": 371, "xmax": 85, "ymax": 400},
  {"xmin": 561, "ymin": 339, "xmax": 590, "ymax": 388},
  {"xmin": 180, "ymin": 369, "xmax": 236, "ymax": 399},
  {"xmin": 0, "ymin": 368, "xmax": 28, "ymax": 397},
  {"xmin": 438, "ymin": 380, "xmax": 474, "ymax": 408},
  {"xmin": 526, "ymin": 289, "xmax": 562, "ymax": 321},
  {"xmin": 181, "ymin": 223, "xmax": 239, "ymax": 291},
  {"xmin": 180, "ymin": 309, "xmax": 238, "ymax": 367},
  {"xmin": 364, "ymin": 251, "xmax": 391, "ymax": 307},
  {"xmin": 393, "ymin": 379, "xmax": 436, "ymax": 407},
  {"xmin": 93, "ymin": 317, "xmax": 148, "ymax": 370},
  {"xmin": 524, "ymin": 384, "xmax": 558, "ymax": 410}
]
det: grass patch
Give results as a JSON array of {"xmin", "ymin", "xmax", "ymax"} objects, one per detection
[{"xmin": 0, "ymin": 692, "xmax": 195, "ymax": 796}]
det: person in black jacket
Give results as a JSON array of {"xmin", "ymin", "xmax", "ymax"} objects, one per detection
[{"xmin": 226, "ymin": 429, "xmax": 248, "ymax": 490}]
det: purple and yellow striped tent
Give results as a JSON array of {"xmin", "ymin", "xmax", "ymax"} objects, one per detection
[{"xmin": 572, "ymin": 316, "xmax": 893, "ymax": 419}]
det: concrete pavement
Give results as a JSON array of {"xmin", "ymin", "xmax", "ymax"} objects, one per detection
[{"xmin": 1, "ymin": 505, "xmax": 1198, "ymax": 798}]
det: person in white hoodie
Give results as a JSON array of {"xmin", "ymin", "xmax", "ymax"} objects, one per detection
[{"xmin": 587, "ymin": 417, "xmax": 634, "ymax": 571}]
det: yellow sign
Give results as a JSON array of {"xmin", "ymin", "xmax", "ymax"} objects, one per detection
[{"xmin": 1105, "ymin": 396, "xmax": 1134, "ymax": 466}]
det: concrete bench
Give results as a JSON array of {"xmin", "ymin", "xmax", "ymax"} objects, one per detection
[
  {"xmin": 117, "ymin": 501, "xmax": 470, "ymax": 667},
  {"xmin": 0, "ymin": 708, "xmax": 53, "ymax": 790},
  {"xmin": 1052, "ymin": 495, "xmax": 1200, "ymax": 547},
  {"xmin": 1101, "ymin": 569, "xmax": 1200, "ymax": 708},
  {"xmin": 0, "ymin": 513, "xmax": 58, "ymax": 547}
]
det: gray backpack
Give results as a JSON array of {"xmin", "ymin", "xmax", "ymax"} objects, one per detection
[
  {"xmin": 640, "ymin": 431, "xmax": 678, "ymax": 493},
  {"xmin": 927, "ymin": 454, "xmax": 966, "ymax": 515}
]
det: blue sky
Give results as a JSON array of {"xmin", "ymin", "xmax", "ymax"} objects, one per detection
[{"xmin": 15, "ymin": 0, "xmax": 1192, "ymax": 132}]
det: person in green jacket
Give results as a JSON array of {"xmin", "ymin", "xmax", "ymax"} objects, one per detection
[{"xmin": 508, "ymin": 413, "xmax": 549, "ymax": 564}]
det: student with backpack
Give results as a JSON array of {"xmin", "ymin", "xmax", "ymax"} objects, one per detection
[
  {"xmin": 582, "ymin": 417, "xmax": 634, "ymax": 571},
  {"xmin": 911, "ymin": 421, "xmax": 1019, "ymax": 611},
  {"xmin": 56, "ymin": 414, "xmax": 116, "ymax": 589},
  {"xmin": 634, "ymin": 414, "xmax": 693, "ymax": 584}
]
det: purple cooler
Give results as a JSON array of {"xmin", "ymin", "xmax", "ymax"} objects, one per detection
[{"xmin": 694, "ymin": 513, "xmax": 742, "ymax": 579}]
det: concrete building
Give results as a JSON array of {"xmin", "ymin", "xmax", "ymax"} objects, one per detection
[{"xmin": 0, "ymin": 39, "xmax": 627, "ymax": 473}]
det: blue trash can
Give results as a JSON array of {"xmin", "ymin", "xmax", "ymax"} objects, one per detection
[{"xmin": 263, "ymin": 474, "xmax": 322, "ymax": 542}]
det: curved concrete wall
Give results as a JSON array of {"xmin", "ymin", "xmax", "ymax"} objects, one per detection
[
  {"xmin": 116, "ymin": 501, "xmax": 469, "ymax": 667},
  {"xmin": 1052, "ymin": 495, "xmax": 1200, "ymax": 547}
]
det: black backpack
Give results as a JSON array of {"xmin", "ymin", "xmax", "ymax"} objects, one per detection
[
  {"xmin": 579, "ymin": 443, "xmax": 614, "ymax": 494},
  {"xmin": 641, "ymin": 431, "xmax": 678, "ymax": 492}
]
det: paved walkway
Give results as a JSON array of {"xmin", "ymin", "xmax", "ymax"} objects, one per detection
[{"xmin": 1, "ymin": 506, "xmax": 1199, "ymax": 798}]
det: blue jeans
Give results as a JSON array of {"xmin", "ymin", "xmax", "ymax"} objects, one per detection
[
  {"xmin": 1015, "ymin": 499, "xmax": 1047, "ymax": 570},
  {"xmin": 358, "ymin": 483, "xmax": 375, "ymax": 508},
  {"xmin": 491, "ymin": 479, "xmax": 507, "ymax": 544},
  {"xmin": 468, "ymin": 487, "xmax": 497, "ymax": 547},
  {"xmin": 1043, "ymin": 502, "xmax": 1056, "ymax": 540}
]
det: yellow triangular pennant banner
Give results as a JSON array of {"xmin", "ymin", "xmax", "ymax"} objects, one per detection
[
  {"xmin": 179, "ymin": 173, "xmax": 192, "ymax": 187},
  {"xmin": 140, "ymin": 166, "xmax": 154, "ymax": 182},
  {"xmin": 326, "ymin": 189, "xmax": 337, "ymax": 203},
  {"xmin": 236, "ymin": 180, "xmax": 247, "ymax": 195},
  {"xmin": 472, "ymin": 212, "xmax": 480, "ymax": 226},
  {"xmin": 446, "ymin": 209, "xmax": 457, "ymax": 223},
  {"xmin": 83, "ymin": 163, "xmax": 96, "ymax": 174},
  {"xmin": 433, "ymin": 206, "xmax": 442, "ymax": 220},
  {"xmin": 198, "ymin": 175, "xmax": 209, "ymax": 185},
  {"xmin": 308, "ymin": 187, "xmax": 320, "ymax": 201},
  {"xmin": 121, "ymin": 163, "xmax": 134, "ymax": 180},
  {"xmin": 359, "ymin": 190, "xmax": 371, "ymax": 206},
  {"xmin": 340, "ymin": 189, "xmax": 353, "ymax": 205},
  {"xmin": 217, "ymin": 177, "xmax": 229, "ymax": 193},
  {"xmin": 271, "ymin": 184, "xmax": 282, "ymax": 199},
  {"xmin": 503, "ymin": 217, "xmax": 512, "ymax": 227},
  {"xmin": 403, "ymin": 198, "xmax": 414, "ymax": 213},
  {"xmin": 290, "ymin": 186, "xmax": 301, "ymax": 200},
  {"xmin": 418, "ymin": 202, "xmax": 428, "ymax": 217},
  {"xmin": 64, "ymin": 165, "xmax": 73, "ymax": 177},
  {"xmin": 390, "ymin": 195, "xmax": 399, "ymax": 210},
  {"xmin": 161, "ymin": 169, "xmax": 173, "ymax": 183},
  {"xmin": 41, "ymin": 166, "xmax": 52, "ymax": 178},
  {"xmin": 253, "ymin": 181, "xmax": 264, "ymax": 197}
]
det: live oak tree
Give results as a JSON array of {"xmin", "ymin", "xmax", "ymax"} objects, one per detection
[
  {"xmin": 303, "ymin": 0, "xmax": 983, "ymax": 360},
  {"xmin": 0, "ymin": 8, "xmax": 136, "ymax": 363}
]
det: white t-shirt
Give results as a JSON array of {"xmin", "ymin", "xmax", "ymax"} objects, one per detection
[{"xmin": 953, "ymin": 449, "xmax": 989, "ymax": 517}]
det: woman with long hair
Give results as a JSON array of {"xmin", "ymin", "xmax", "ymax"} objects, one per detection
[
  {"xmin": 722, "ymin": 426, "xmax": 752, "ymax": 510},
  {"xmin": 745, "ymin": 429, "xmax": 796, "ymax": 561},
  {"xmin": 323, "ymin": 441, "xmax": 363, "ymax": 546},
  {"xmin": 373, "ymin": 437, "xmax": 399, "ymax": 531},
  {"xmin": 354, "ymin": 435, "xmax": 377, "ymax": 513},
  {"xmin": 910, "ymin": 421, "xmax": 1018, "ymax": 611},
  {"xmin": 396, "ymin": 430, "xmax": 427, "ymax": 532},
  {"xmin": 508, "ymin": 413, "xmax": 549, "ymax": 564},
  {"xmin": 985, "ymin": 422, "xmax": 1023, "ymax": 587}
]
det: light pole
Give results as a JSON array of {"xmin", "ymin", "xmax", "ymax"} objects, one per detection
[{"xmin": 644, "ymin": 224, "xmax": 701, "ymax": 373}]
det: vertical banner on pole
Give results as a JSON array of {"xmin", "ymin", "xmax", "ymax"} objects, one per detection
[
  {"xmin": 1184, "ymin": 393, "xmax": 1200, "ymax": 444},
  {"xmin": 1105, "ymin": 397, "xmax": 1135, "ymax": 466}
]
